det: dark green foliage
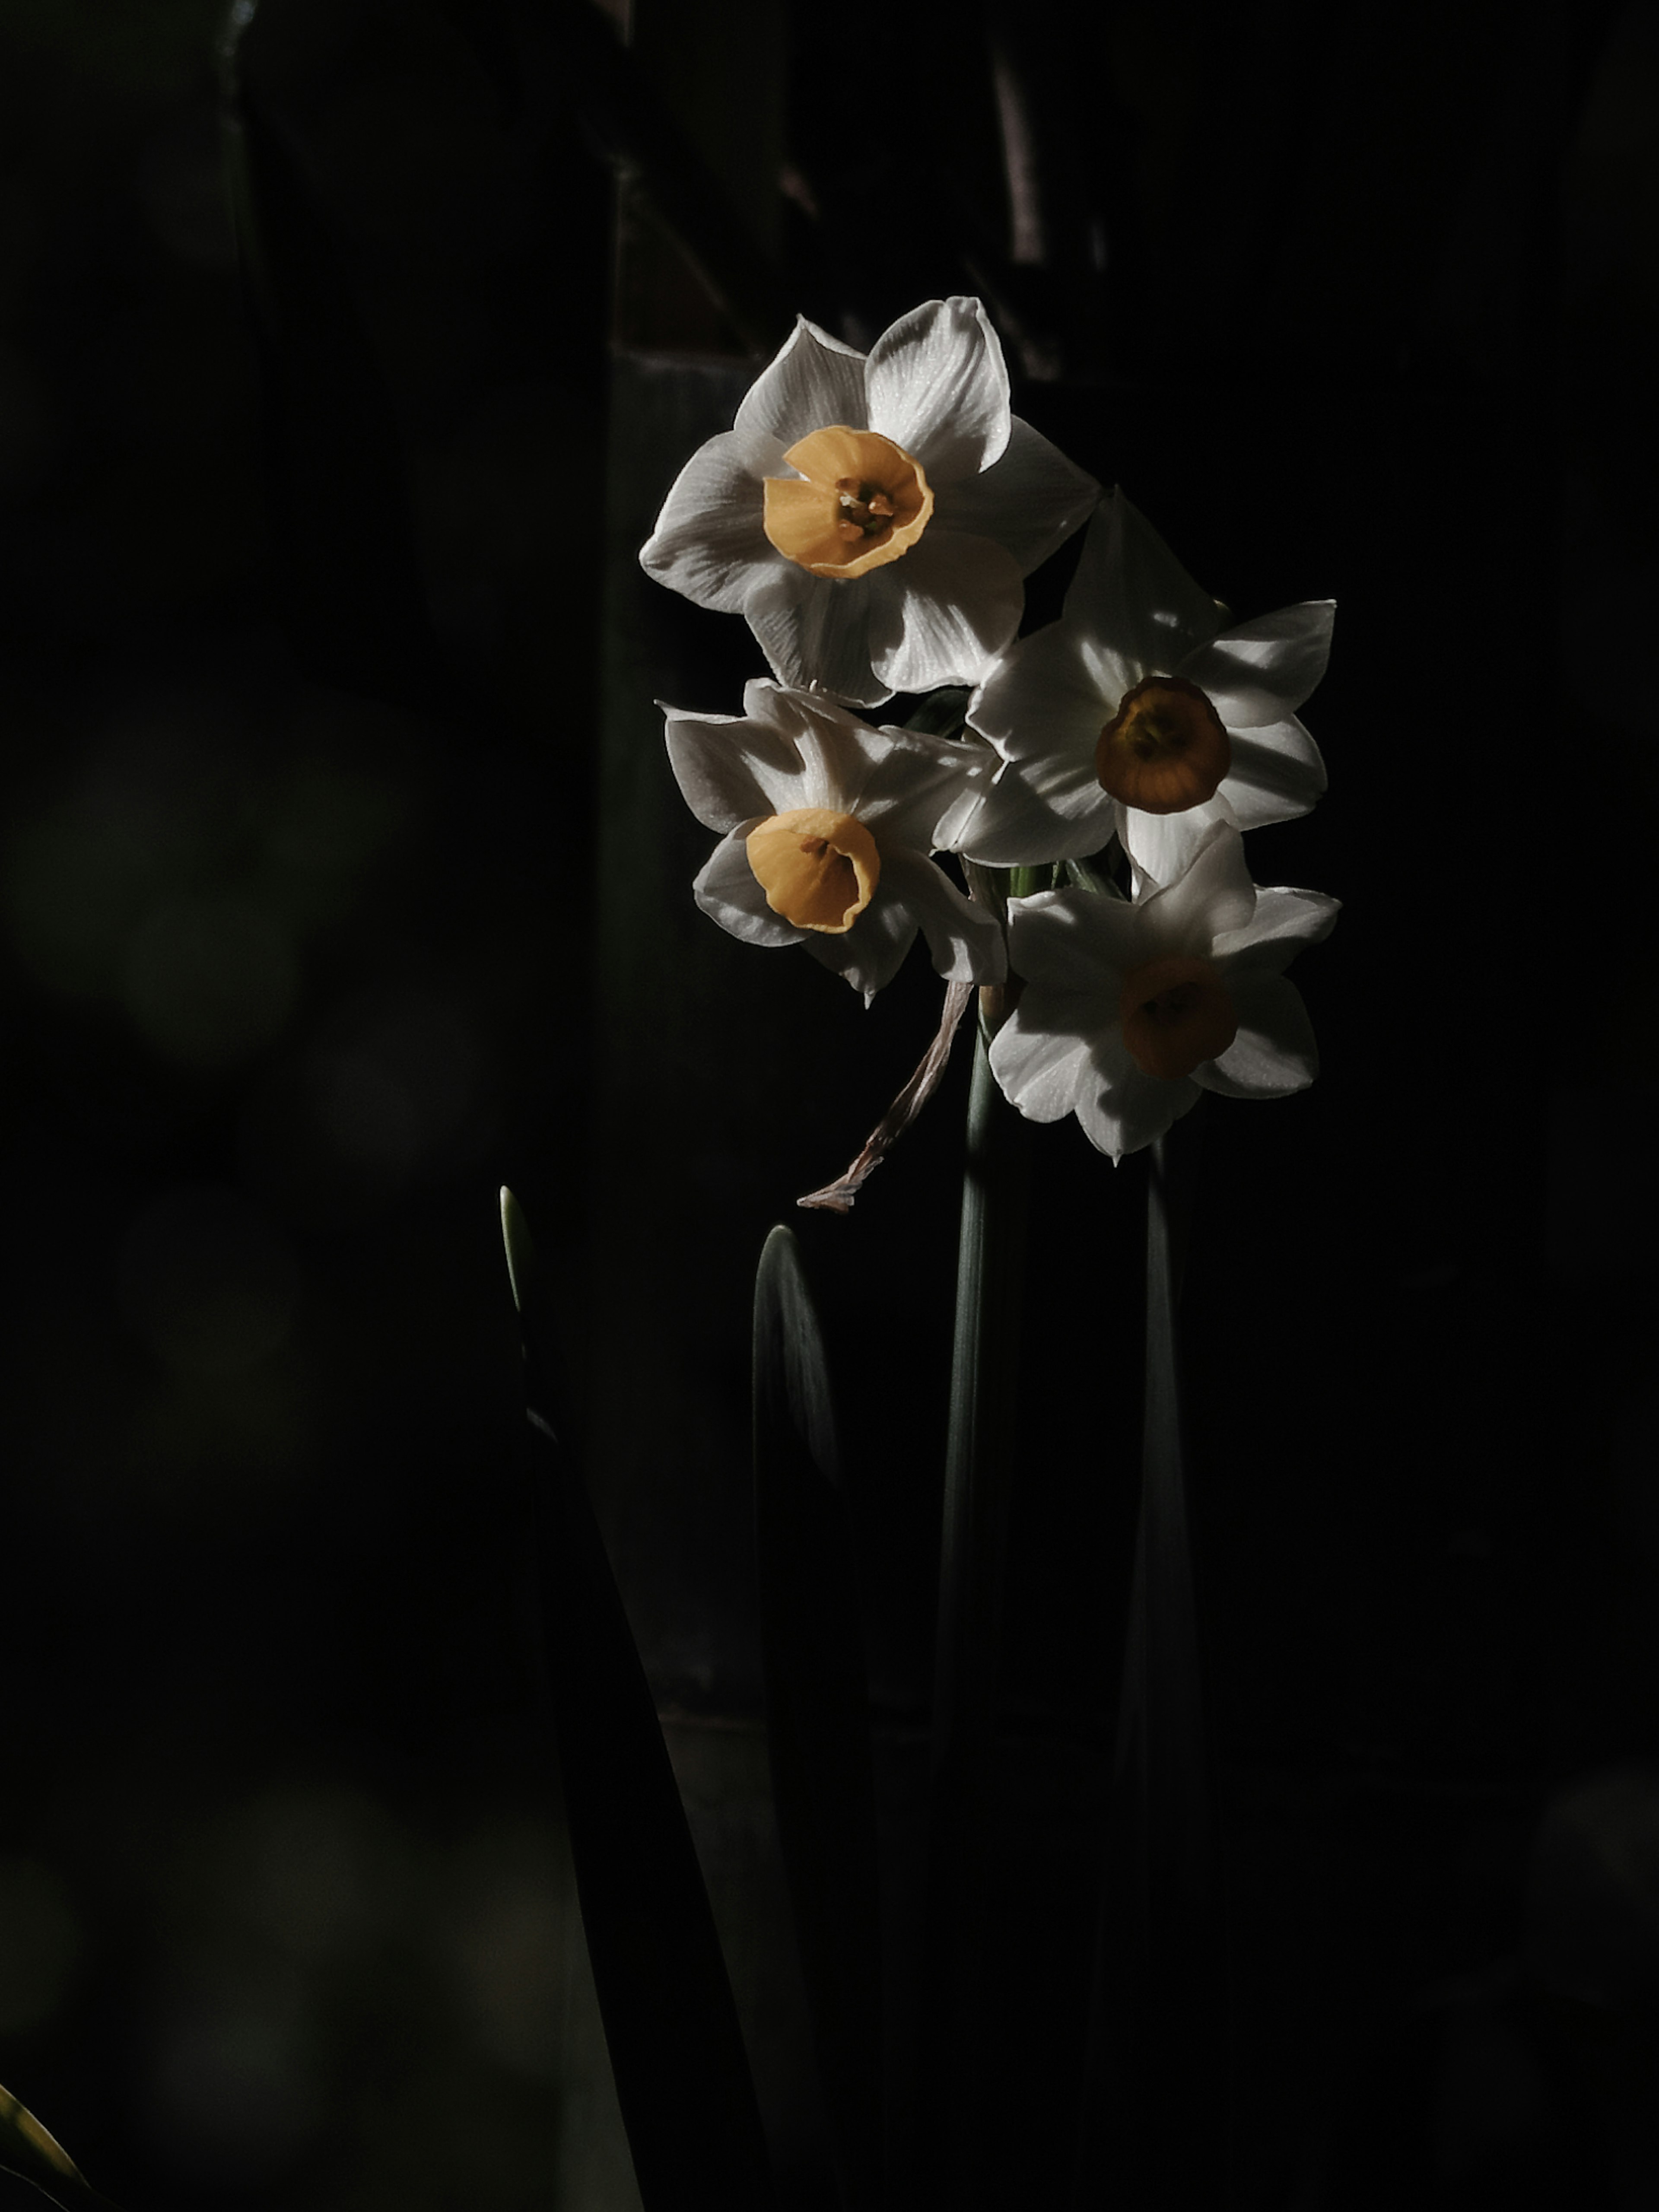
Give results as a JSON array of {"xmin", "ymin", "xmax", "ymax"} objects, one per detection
[
  {"xmin": 912, "ymin": 1033, "xmax": 1034, "ymax": 2199},
  {"xmin": 0, "ymin": 2086, "xmax": 121, "ymax": 2212},
  {"xmin": 752, "ymin": 1227, "xmax": 884, "ymax": 2211},
  {"xmin": 502, "ymin": 1193, "xmax": 775, "ymax": 2212},
  {"xmin": 1073, "ymin": 1124, "xmax": 1227, "ymax": 2209}
]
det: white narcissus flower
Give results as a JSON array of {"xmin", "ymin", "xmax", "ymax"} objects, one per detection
[
  {"xmin": 663, "ymin": 680, "xmax": 1005, "ymax": 1004},
  {"xmin": 640, "ymin": 299, "xmax": 1099, "ymax": 710},
  {"xmin": 963, "ymin": 489, "xmax": 1333, "ymax": 888},
  {"xmin": 990, "ymin": 821, "xmax": 1338, "ymax": 1163}
]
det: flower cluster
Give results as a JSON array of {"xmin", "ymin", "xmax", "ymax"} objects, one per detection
[{"xmin": 643, "ymin": 299, "xmax": 1338, "ymax": 1163}]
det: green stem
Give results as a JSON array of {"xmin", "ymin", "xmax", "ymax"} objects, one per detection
[{"xmin": 932, "ymin": 1028, "xmax": 1019, "ymax": 1767}]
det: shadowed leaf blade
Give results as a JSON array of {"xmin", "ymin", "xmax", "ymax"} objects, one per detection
[
  {"xmin": 0, "ymin": 2086, "xmax": 121, "ymax": 2212},
  {"xmin": 753, "ymin": 1225, "xmax": 884, "ymax": 2209},
  {"xmin": 1073, "ymin": 1124, "xmax": 1227, "ymax": 2206},
  {"xmin": 501, "ymin": 1191, "xmax": 775, "ymax": 2212}
]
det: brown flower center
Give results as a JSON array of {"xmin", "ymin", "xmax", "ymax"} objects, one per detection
[
  {"xmin": 762, "ymin": 427, "xmax": 934, "ymax": 580},
  {"xmin": 746, "ymin": 807, "xmax": 880, "ymax": 933},
  {"xmin": 1095, "ymin": 675, "xmax": 1231, "ymax": 815},
  {"xmin": 1118, "ymin": 953, "xmax": 1237, "ymax": 1080}
]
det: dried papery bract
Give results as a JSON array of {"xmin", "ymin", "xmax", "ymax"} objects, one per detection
[{"xmin": 798, "ymin": 980, "xmax": 977, "ymax": 1212}]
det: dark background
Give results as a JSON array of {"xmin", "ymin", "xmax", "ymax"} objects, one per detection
[{"xmin": 0, "ymin": 0, "xmax": 1657, "ymax": 2205}]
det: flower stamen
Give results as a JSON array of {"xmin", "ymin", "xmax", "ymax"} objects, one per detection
[
  {"xmin": 1118, "ymin": 953, "xmax": 1236, "ymax": 1079},
  {"xmin": 763, "ymin": 428, "xmax": 934, "ymax": 579},
  {"xmin": 747, "ymin": 806, "xmax": 880, "ymax": 933},
  {"xmin": 1096, "ymin": 675, "xmax": 1230, "ymax": 815},
  {"xmin": 835, "ymin": 480, "xmax": 898, "ymax": 540}
]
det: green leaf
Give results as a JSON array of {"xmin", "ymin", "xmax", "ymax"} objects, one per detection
[
  {"xmin": 1072, "ymin": 1119, "xmax": 1227, "ymax": 2206},
  {"xmin": 1062, "ymin": 854, "xmax": 1126, "ymax": 900},
  {"xmin": 752, "ymin": 1227, "xmax": 884, "ymax": 2210},
  {"xmin": 900, "ymin": 686, "xmax": 973, "ymax": 739},
  {"xmin": 0, "ymin": 2085, "xmax": 121, "ymax": 2212},
  {"xmin": 500, "ymin": 1192, "xmax": 775, "ymax": 2212}
]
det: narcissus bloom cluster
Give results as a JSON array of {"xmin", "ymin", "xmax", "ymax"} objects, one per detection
[{"xmin": 642, "ymin": 297, "xmax": 1338, "ymax": 1163}]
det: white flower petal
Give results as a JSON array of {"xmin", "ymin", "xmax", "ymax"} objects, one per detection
[
  {"xmin": 693, "ymin": 828, "xmax": 804, "ymax": 947},
  {"xmin": 850, "ymin": 729, "xmax": 996, "ymax": 852},
  {"xmin": 1196, "ymin": 973, "xmax": 1318, "ymax": 1096},
  {"xmin": 1178, "ymin": 601, "xmax": 1335, "ymax": 725},
  {"xmin": 741, "ymin": 674, "xmax": 800, "ymax": 725},
  {"xmin": 960, "ymin": 625, "xmax": 1114, "ymax": 862},
  {"xmin": 1074, "ymin": 1053, "xmax": 1201, "ymax": 1163},
  {"xmin": 1116, "ymin": 721, "xmax": 1323, "ymax": 873},
  {"xmin": 734, "ymin": 316, "xmax": 868, "ymax": 444},
  {"xmin": 731, "ymin": 688, "xmax": 988, "ymax": 850},
  {"xmin": 1007, "ymin": 884, "xmax": 1143, "ymax": 989},
  {"xmin": 989, "ymin": 1014, "xmax": 1099, "ymax": 1124},
  {"xmin": 1220, "ymin": 716, "xmax": 1327, "ymax": 829},
  {"xmin": 639, "ymin": 428, "xmax": 778, "ymax": 614},
  {"xmin": 1213, "ymin": 887, "xmax": 1341, "ymax": 976},
  {"xmin": 1116, "ymin": 795, "xmax": 1239, "ymax": 892},
  {"xmin": 924, "ymin": 734, "xmax": 1005, "ymax": 855},
  {"xmin": 755, "ymin": 686, "xmax": 866, "ymax": 811},
  {"xmin": 968, "ymin": 620, "xmax": 1108, "ymax": 764},
  {"xmin": 664, "ymin": 706, "xmax": 805, "ymax": 831},
  {"xmin": 1140, "ymin": 820, "xmax": 1255, "ymax": 954},
  {"xmin": 866, "ymin": 529, "xmax": 1024, "ymax": 695},
  {"xmin": 944, "ymin": 415, "xmax": 1100, "ymax": 575},
  {"xmin": 960, "ymin": 759, "xmax": 1114, "ymax": 866},
  {"xmin": 864, "ymin": 298, "xmax": 1010, "ymax": 485},
  {"xmin": 878, "ymin": 848, "xmax": 1006, "ymax": 983},
  {"xmin": 1066, "ymin": 490, "xmax": 1223, "ymax": 684},
  {"xmin": 743, "ymin": 563, "xmax": 885, "ymax": 706},
  {"xmin": 802, "ymin": 888, "xmax": 916, "ymax": 1003}
]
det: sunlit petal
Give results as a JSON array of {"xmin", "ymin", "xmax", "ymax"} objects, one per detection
[
  {"xmin": 735, "ymin": 315, "xmax": 868, "ymax": 444},
  {"xmin": 865, "ymin": 297, "xmax": 1010, "ymax": 484}
]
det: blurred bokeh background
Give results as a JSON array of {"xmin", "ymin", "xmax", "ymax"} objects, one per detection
[{"xmin": 1, "ymin": 0, "xmax": 1657, "ymax": 2205}]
